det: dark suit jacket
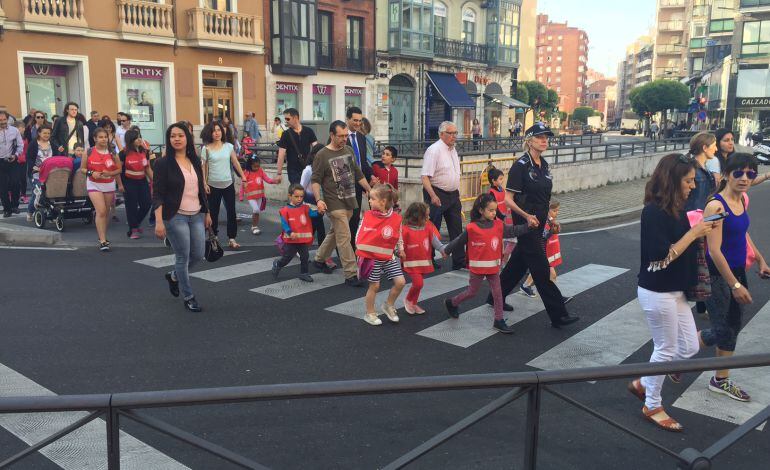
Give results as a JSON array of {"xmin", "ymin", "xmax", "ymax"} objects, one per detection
[
  {"xmin": 152, "ymin": 156, "xmax": 210, "ymax": 221},
  {"xmin": 348, "ymin": 131, "xmax": 372, "ymax": 181}
]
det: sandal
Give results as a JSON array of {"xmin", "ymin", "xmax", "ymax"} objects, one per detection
[
  {"xmin": 228, "ymin": 239, "xmax": 241, "ymax": 250},
  {"xmin": 668, "ymin": 373, "xmax": 682, "ymax": 384},
  {"xmin": 627, "ymin": 379, "xmax": 645, "ymax": 401},
  {"xmin": 643, "ymin": 406, "xmax": 683, "ymax": 432}
]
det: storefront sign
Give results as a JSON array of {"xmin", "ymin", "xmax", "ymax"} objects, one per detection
[
  {"xmin": 121, "ymin": 66, "xmax": 164, "ymax": 80},
  {"xmin": 276, "ymin": 82, "xmax": 300, "ymax": 93},
  {"xmin": 24, "ymin": 63, "xmax": 67, "ymax": 77},
  {"xmin": 344, "ymin": 87, "xmax": 364, "ymax": 96},
  {"xmin": 474, "ymin": 75, "xmax": 490, "ymax": 85},
  {"xmin": 434, "ymin": 3, "xmax": 447, "ymax": 17},
  {"xmin": 456, "ymin": 73, "xmax": 468, "ymax": 85},
  {"xmin": 736, "ymin": 97, "xmax": 770, "ymax": 108},
  {"xmin": 313, "ymin": 85, "xmax": 332, "ymax": 95}
]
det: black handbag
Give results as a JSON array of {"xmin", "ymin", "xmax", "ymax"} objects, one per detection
[{"xmin": 205, "ymin": 229, "xmax": 224, "ymax": 262}]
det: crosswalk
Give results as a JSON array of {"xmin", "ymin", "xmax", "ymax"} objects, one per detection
[{"xmin": 131, "ymin": 250, "xmax": 770, "ymax": 432}]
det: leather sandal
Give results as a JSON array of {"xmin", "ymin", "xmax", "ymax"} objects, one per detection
[
  {"xmin": 627, "ymin": 379, "xmax": 645, "ymax": 402},
  {"xmin": 228, "ymin": 239, "xmax": 241, "ymax": 250},
  {"xmin": 643, "ymin": 406, "xmax": 683, "ymax": 432}
]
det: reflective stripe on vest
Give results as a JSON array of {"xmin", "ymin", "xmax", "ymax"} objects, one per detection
[
  {"xmin": 468, "ymin": 259, "xmax": 501, "ymax": 268},
  {"xmin": 356, "ymin": 244, "xmax": 394, "ymax": 256},
  {"xmin": 292, "ymin": 232, "xmax": 313, "ymax": 240},
  {"xmin": 245, "ymin": 189, "xmax": 264, "ymax": 198},
  {"xmin": 548, "ymin": 252, "xmax": 562, "ymax": 263},
  {"xmin": 403, "ymin": 260, "xmax": 432, "ymax": 268}
]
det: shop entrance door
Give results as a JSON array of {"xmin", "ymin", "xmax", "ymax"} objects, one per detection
[
  {"xmin": 388, "ymin": 75, "xmax": 415, "ymax": 141},
  {"xmin": 202, "ymin": 71, "xmax": 234, "ymax": 124}
]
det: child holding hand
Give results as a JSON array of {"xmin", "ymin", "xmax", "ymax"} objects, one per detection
[
  {"xmin": 401, "ymin": 202, "xmax": 443, "ymax": 315},
  {"xmin": 272, "ymin": 184, "xmax": 318, "ymax": 283},
  {"xmin": 356, "ymin": 184, "xmax": 405, "ymax": 326},
  {"xmin": 240, "ymin": 155, "xmax": 277, "ymax": 235},
  {"xmin": 521, "ymin": 199, "xmax": 570, "ymax": 303},
  {"xmin": 487, "ymin": 166, "xmax": 515, "ymax": 263},
  {"xmin": 443, "ymin": 193, "xmax": 530, "ymax": 334}
]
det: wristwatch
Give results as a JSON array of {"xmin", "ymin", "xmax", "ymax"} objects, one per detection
[{"xmin": 730, "ymin": 282, "xmax": 742, "ymax": 290}]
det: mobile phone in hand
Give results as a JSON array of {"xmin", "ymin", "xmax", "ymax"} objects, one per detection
[{"xmin": 703, "ymin": 212, "xmax": 728, "ymax": 222}]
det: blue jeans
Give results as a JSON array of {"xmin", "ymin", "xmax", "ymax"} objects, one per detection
[
  {"xmin": 165, "ymin": 212, "xmax": 205, "ymax": 301},
  {"xmin": 27, "ymin": 179, "xmax": 40, "ymax": 215}
]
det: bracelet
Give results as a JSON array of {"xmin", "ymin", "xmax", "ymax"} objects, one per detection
[{"xmin": 670, "ymin": 246, "xmax": 679, "ymax": 257}]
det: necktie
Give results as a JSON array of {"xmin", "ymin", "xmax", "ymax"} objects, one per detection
[{"xmin": 350, "ymin": 133, "xmax": 361, "ymax": 166}]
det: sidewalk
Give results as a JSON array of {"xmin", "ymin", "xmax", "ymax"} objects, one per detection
[{"xmin": 0, "ymin": 179, "xmax": 648, "ymax": 247}]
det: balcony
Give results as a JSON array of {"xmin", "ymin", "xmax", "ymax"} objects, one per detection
[
  {"xmin": 657, "ymin": 44, "xmax": 683, "ymax": 55},
  {"xmin": 658, "ymin": 20, "xmax": 684, "ymax": 31},
  {"xmin": 434, "ymin": 37, "xmax": 489, "ymax": 64},
  {"xmin": 117, "ymin": 0, "xmax": 174, "ymax": 39},
  {"xmin": 660, "ymin": 0, "xmax": 686, "ymax": 7},
  {"xmin": 21, "ymin": 0, "xmax": 87, "ymax": 29},
  {"xmin": 187, "ymin": 7, "xmax": 262, "ymax": 52},
  {"xmin": 741, "ymin": 0, "xmax": 770, "ymax": 11},
  {"xmin": 317, "ymin": 44, "xmax": 376, "ymax": 74}
]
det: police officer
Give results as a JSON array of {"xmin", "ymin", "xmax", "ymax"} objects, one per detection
[{"xmin": 488, "ymin": 123, "xmax": 580, "ymax": 328}]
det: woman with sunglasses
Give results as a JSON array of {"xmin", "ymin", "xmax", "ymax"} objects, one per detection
[{"xmin": 699, "ymin": 153, "xmax": 770, "ymax": 402}]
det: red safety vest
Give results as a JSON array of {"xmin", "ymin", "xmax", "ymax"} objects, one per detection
[
  {"xmin": 466, "ymin": 219, "xmax": 504, "ymax": 275},
  {"xmin": 488, "ymin": 187, "xmax": 512, "ymax": 224},
  {"xmin": 545, "ymin": 222, "xmax": 562, "ymax": 267},
  {"xmin": 355, "ymin": 210, "xmax": 402, "ymax": 261},
  {"xmin": 279, "ymin": 204, "xmax": 314, "ymax": 244},
  {"xmin": 87, "ymin": 149, "xmax": 116, "ymax": 183},
  {"xmin": 243, "ymin": 170, "xmax": 265, "ymax": 200},
  {"xmin": 402, "ymin": 222, "xmax": 439, "ymax": 274},
  {"xmin": 123, "ymin": 150, "xmax": 148, "ymax": 180}
]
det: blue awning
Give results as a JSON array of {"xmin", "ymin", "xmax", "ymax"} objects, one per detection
[{"xmin": 426, "ymin": 72, "xmax": 476, "ymax": 109}]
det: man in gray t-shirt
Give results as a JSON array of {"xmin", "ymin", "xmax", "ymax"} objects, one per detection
[{"xmin": 312, "ymin": 120, "xmax": 371, "ymax": 285}]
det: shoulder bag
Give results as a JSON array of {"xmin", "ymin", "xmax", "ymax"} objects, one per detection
[{"xmin": 205, "ymin": 229, "xmax": 224, "ymax": 262}]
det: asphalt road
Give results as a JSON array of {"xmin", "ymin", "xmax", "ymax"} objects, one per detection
[{"xmin": 1, "ymin": 183, "xmax": 770, "ymax": 469}]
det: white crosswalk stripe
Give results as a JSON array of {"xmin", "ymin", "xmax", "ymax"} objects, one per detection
[
  {"xmin": 251, "ymin": 271, "xmax": 346, "ymax": 299},
  {"xmin": 190, "ymin": 251, "xmax": 317, "ymax": 282},
  {"xmin": 673, "ymin": 299, "xmax": 770, "ymax": 429},
  {"xmin": 527, "ymin": 299, "xmax": 648, "ymax": 370},
  {"xmin": 417, "ymin": 264, "xmax": 629, "ymax": 348},
  {"xmin": 325, "ymin": 270, "xmax": 469, "ymax": 318},
  {"xmin": 134, "ymin": 250, "xmax": 248, "ymax": 268}
]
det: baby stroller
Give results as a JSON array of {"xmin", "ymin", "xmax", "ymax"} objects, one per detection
[{"xmin": 33, "ymin": 156, "xmax": 94, "ymax": 232}]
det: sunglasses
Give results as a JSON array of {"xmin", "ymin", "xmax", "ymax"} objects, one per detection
[
  {"xmin": 731, "ymin": 170, "xmax": 758, "ymax": 180},
  {"xmin": 677, "ymin": 154, "xmax": 694, "ymax": 164},
  {"xmin": 35, "ymin": 115, "xmax": 44, "ymax": 119},
  {"xmin": 443, "ymin": 131, "xmax": 458, "ymax": 136}
]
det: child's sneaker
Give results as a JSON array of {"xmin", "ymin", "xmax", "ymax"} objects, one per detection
[
  {"xmin": 364, "ymin": 312, "xmax": 382, "ymax": 326},
  {"xmin": 129, "ymin": 229, "xmax": 141, "ymax": 239},
  {"xmin": 404, "ymin": 300, "xmax": 425, "ymax": 315},
  {"xmin": 708, "ymin": 376, "xmax": 751, "ymax": 401},
  {"xmin": 413, "ymin": 303, "xmax": 426, "ymax": 314},
  {"xmin": 381, "ymin": 303, "xmax": 400, "ymax": 323},
  {"xmin": 444, "ymin": 298, "xmax": 459, "ymax": 318},
  {"xmin": 520, "ymin": 284, "xmax": 537, "ymax": 297},
  {"xmin": 251, "ymin": 226, "xmax": 261, "ymax": 235},
  {"xmin": 271, "ymin": 259, "xmax": 281, "ymax": 279},
  {"xmin": 493, "ymin": 319, "xmax": 515, "ymax": 334}
]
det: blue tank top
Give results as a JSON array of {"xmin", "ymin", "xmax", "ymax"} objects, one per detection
[{"xmin": 707, "ymin": 194, "xmax": 749, "ymax": 269}]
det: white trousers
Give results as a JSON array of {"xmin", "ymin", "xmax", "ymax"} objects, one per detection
[{"xmin": 637, "ymin": 287, "xmax": 699, "ymax": 410}]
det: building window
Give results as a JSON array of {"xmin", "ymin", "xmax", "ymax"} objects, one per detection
[
  {"xmin": 710, "ymin": 19, "xmax": 734, "ymax": 33},
  {"xmin": 462, "ymin": 8, "xmax": 476, "ymax": 43},
  {"xmin": 205, "ymin": 0, "xmax": 233, "ymax": 11},
  {"xmin": 347, "ymin": 16, "xmax": 363, "ymax": 66},
  {"xmin": 692, "ymin": 57, "xmax": 704, "ymax": 72},
  {"xmin": 270, "ymin": 0, "xmax": 316, "ymax": 71},
  {"xmin": 389, "ymin": 0, "xmax": 432, "ymax": 54},
  {"xmin": 434, "ymin": 1, "xmax": 447, "ymax": 38},
  {"xmin": 312, "ymin": 85, "xmax": 333, "ymax": 122},
  {"xmin": 742, "ymin": 20, "xmax": 770, "ymax": 56},
  {"xmin": 317, "ymin": 11, "xmax": 333, "ymax": 67}
]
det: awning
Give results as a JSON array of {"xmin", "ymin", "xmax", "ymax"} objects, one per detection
[
  {"xmin": 426, "ymin": 72, "xmax": 476, "ymax": 109},
  {"xmin": 484, "ymin": 93, "xmax": 531, "ymax": 109}
]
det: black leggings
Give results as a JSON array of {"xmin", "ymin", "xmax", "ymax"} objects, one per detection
[
  {"xmin": 207, "ymin": 184, "xmax": 238, "ymax": 239},
  {"xmin": 123, "ymin": 179, "xmax": 152, "ymax": 229}
]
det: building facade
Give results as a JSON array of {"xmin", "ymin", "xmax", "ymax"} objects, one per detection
[
  {"xmin": 263, "ymin": 0, "xmax": 377, "ymax": 139},
  {"xmin": 653, "ymin": 0, "xmax": 689, "ymax": 79},
  {"xmin": 0, "ymin": 0, "xmax": 266, "ymax": 145},
  {"xmin": 535, "ymin": 14, "xmax": 589, "ymax": 115},
  {"xmin": 374, "ymin": 0, "xmax": 534, "ymax": 141},
  {"xmin": 614, "ymin": 35, "xmax": 654, "ymax": 124},
  {"xmin": 585, "ymin": 78, "xmax": 616, "ymax": 126}
]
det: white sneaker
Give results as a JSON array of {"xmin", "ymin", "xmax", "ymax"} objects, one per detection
[
  {"xmin": 364, "ymin": 312, "xmax": 382, "ymax": 326},
  {"xmin": 251, "ymin": 226, "xmax": 261, "ymax": 235},
  {"xmin": 26, "ymin": 214, "xmax": 33, "ymax": 222},
  {"xmin": 381, "ymin": 303, "xmax": 400, "ymax": 323},
  {"xmin": 404, "ymin": 300, "xmax": 417, "ymax": 315}
]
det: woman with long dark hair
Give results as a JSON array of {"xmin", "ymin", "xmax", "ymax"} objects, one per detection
[
  {"xmin": 153, "ymin": 123, "xmax": 211, "ymax": 312},
  {"xmin": 699, "ymin": 153, "xmax": 770, "ymax": 401},
  {"xmin": 628, "ymin": 153, "xmax": 718, "ymax": 432},
  {"xmin": 120, "ymin": 129, "xmax": 153, "ymax": 238},
  {"xmin": 201, "ymin": 120, "xmax": 245, "ymax": 249},
  {"xmin": 708, "ymin": 128, "xmax": 735, "ymax": 186},
  {"xmin": 81, "ymin": 127, "xmax": 122, "ymax": 251}
]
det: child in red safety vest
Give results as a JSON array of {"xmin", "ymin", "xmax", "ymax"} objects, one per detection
[
  {"xmin": 521, "ymin": 199, "xmax": 567, "ymax": 302},
  {"xmin": 271, "ymin": 184, "xmax": 319, "ymax": 283},
  {"xmin": 487, "ymin": 166, "xmax": 516, "ymax": 264},
  {"xmin": 239, "ymin": 155, "xmax": 277, "ymax": 235},
  {"xmin": 240, "ymin": 132, "xmax": 255, "ymax": 158},
  {"xmin": 442, "ymin": 193, "xmax": 530, "ymax": 334},
  {"xmin": 356, "ymin": 184, "xmax": 405, "ymax": 326},
  {"xmin": 401, "ymin": 202, "xmax": 444, "ymax": 315}
]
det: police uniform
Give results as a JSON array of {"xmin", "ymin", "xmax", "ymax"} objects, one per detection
[{"xmin": 493, "ymin": 124, "xmax": 579, "ymax": 327}]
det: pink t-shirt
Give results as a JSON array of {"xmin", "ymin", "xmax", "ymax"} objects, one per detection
[{"xmin": 179, "ymin": 163, "xmax": 201, "ymax": 214}]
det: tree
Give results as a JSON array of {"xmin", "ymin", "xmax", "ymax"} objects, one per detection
[
  {"xmin": 629, "ymin": 79, "xmax": 689, "ymax": 125},
  {"xmin": 571, "ymin": 106, "xmax": 597, "ymax": 125},
  {"xmin": 514, "ymin": 85, "xmax": 529, "ymax": 106}
]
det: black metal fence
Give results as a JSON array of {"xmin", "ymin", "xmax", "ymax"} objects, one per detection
[{"xmin": 1, "ymin": 354, "xmax": 768, "ymax": 469}]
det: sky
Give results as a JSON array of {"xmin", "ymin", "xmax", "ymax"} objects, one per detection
[{"xmin": 537, "ymin": 0, "xmax": 657, "ymax": 78}]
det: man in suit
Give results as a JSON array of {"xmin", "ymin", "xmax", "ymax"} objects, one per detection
[{"xmin": 344, "ymin": 106, "xmax": 372, "ymax": 248}]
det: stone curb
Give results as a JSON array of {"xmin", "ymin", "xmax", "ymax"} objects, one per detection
[{"xmin": 0, "ymin": 225, "xmax": 62, "ymax": 246}]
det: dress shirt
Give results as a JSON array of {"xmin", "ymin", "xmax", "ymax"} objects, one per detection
[
  {"xmin": 421, "ymin": 139, "xmax": 461, "ymax": 192},
  {"xmin": 0, "ymin": 126, "xmax": 24, "ymax": 160}
]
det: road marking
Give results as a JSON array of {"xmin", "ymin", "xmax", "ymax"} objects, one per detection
[
  {"xmin": 325, "ymin": 270, "xmax": 469, "ymax": 319},
  {"xmin": 0, "ymin": 363, "xmax": 189, "ymax": 470},
  {"xmin": 0, "ymin": 246, "xmax": 78, "ymax": 251},
  {"xmin": 191, "ymin": 251, "xmax": 316, "ymax": 282},
  {"xmin": 134, "ymin": 250, "xmax": 248, "ymax": 268},
  {"xmin": 417, "ymin": 264, "xmax": 629, "ymax": 348},
  {"xmin": 527, "ymin": 299, "xmax": 648, "ymax": 370},
  {"xmin": 673, "ymin": 299, "xmax": 770, "ymax": 429},
  {"xmin": 251, "ymin": 271, "xmax": 346, "ymax": 299},
  {"xmin": 560, "ymin": 220, "xmax": 640, "ymax": 236}
]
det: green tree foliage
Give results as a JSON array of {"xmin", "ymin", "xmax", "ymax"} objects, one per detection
[
  {"xmin": 571, "ymin": 106, "xmax": 597, "ymax": 125},
  {"xmin": 514, "ymin": 85, "xmax": 529, "ymax": 106},
  {"xmin": 629, "ymin": 80, "xmax": 689, "ymax": 124}
]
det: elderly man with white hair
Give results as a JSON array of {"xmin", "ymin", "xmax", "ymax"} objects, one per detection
[{"xmin": 421, "ymin": 121, "xmax": 464, "ymax": 270}]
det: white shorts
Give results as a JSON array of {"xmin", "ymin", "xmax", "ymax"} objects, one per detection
[
  {"xmin": 247, "ymin": 198, "xmax": 265, "ymax": 214},
  {"xmin": 87, "ymin": 180, "xmax": 117, "ymax": 193}
]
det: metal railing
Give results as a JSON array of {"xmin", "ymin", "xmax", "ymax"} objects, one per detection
[
  {"xmin": 434, "ymin": 37, "xmax": 489, "ymax": 63},
  {"xmin": 0, "ymin": 354, "xmax": 768, "ymax": 469},
  {"xmin": 317, "ymin": 44, "xmax": 377, "ymax": 74}
]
